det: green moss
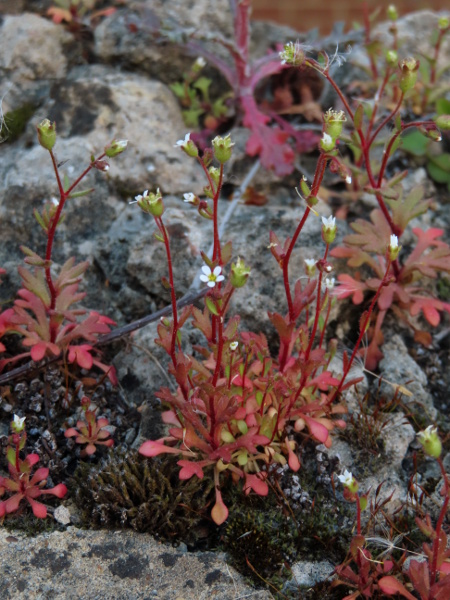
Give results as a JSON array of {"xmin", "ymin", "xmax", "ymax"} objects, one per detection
[
  {"xmin": 71, "ymin": 449, "xmax": 215, "ymax": 545},
  {"xmin": 2, "ymin": 512, "xmax": 64, "ymax": 537},
  {"xmin": 0, "ymin": 104, "xmax": 36, "ymax": 143}
]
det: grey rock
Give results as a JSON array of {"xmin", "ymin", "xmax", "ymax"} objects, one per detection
[
  {"xmin": 289, "ymin": 560, "xmax": 335, "ymax": 588},
  {"xmin": 0, "ymin": 527, "xmax": 273, "ymax": 600}
]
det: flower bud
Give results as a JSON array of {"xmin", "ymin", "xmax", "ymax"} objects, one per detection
[
  {"xmin": 304, "ymin": 258, "xmax": 316, "ymax": 277},
  {"xmin": 385, "ymin": 49, "xmax": 398, "ymax": 67},
  {"xmin": 434, "ymin": 115, "xmax": 450, "ymax": 131},
  {"xmin": 37, "ymin": 119, "xmax": 56, "ymax": 150},
  {"xmin": 11, "ymin": 414, "xmax": 26, "ymax": 434},
  {"xmin": 105, "ymin": 139, "xmax": 128, "ymax": 158},
  {"xmin": 387, "ymin": 234, "xmax": 401, "ymax": 261},
  {"xmin": 321, "ymin": 215, "xmax": 337, "ymax": 244},
  {"xmin": 398, "ymin": 58, "xmax": 420, "ymax": 94},
  {"xmin": 135, "ymin": 189, "xmax": 165, "ymax": 217},
  {"xmin": 438, "ymin": 16, "xmax": 449, "ymax": 31},
  {"xmin": 417, "ymin": 425, "xmax": 442, "ymax": 458},
  {"xmin": 212, "ymin": 134, "xmax": 234, "ymax": 163},
  {"xmin": 320, "ymin": 132, "xmax": 335, "ymax": 153},
  {"xmin": 323, "ymin": 109, "xmax": 347, "ymax": 141},
  {"xmin": 230, "ymin": 257, "xmax": 251, "ymax": 288},
  {"xmin": 387, "ymin": 5, "xmax": 398, "ymax": 21},
  {"xmin": 208, "ymin": 166, "xmax": 220, "ymax": 187},
  {"xmin": 192, "ymin": 56, "xmax": 206, "ymax": 72},
  {"xmin": 418, "ymin": 123, "xmax": 441, "ymax": 142}
]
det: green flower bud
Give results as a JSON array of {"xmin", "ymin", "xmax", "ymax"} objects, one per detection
[
  {"xmin": 135, "ymin": 189, "xmax": 165, "ymax": 217},
  {"xmin": 321, "ymin": 215, "xmax": 337, "ymax": 244},
  {"xmin": 438, "ymin": 16, "xmax": 449, "ymax": 31},
  {"xmin": 11, "ymin": 414, "xmax": 26, "ymax": 434},
  {"xmin": 323, "ymin": 109, "xmax": 347, "ymax": 140},
  {"xmin": 434, "ymin": 115, "xmax": 450, "ymax": 131},
  {"xmin": 418, "ymin": 123, "xmax": 442, "ymax": 142},
  {"xmin": 417, "ymin": 425, "xmax": 442, "ymax": 458},
  {"xmin": 398, "ymin": 58, "xmax": 420, "ymax": 94},
  {"xmin": 387, "ymin": 5, "xmax": 398, "ymax": 21},
  {"xmin": 320, "ymin": 132, "xmax": 335, "ymax": 153},
  {"xmin": 231, "ymin": 257, "xmax": 251, "ymax": 288},
  {"xmin": 208, "ymin": 166, "xmax": 220, "ymax": 187},
  {"xmin": 385, "ymin": 49, "xmax": 398, "ymax": 67},
  {"xmin": 212, "ymin": 134, "xmax": 234, "ymax": 163},
  {"xmin": 37, "ymin": 119, "xmax": 56, "ymax": 150},
  {"xmin": 105, "ymin": 139, "xmax": 128, "ymax": 158},
  {"xmin": 388, "ymin": 234, "xmax": 401, "ymax": 261}
]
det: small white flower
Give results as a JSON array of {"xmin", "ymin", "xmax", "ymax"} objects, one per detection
[
  {"xmin": 390, "ymin": 234, "xmax": 398, "ymax": 249},
  {"xmin": 195, "ymin": 56, "xmax": 206, "ymax": 68},
  {"xmin": 230, "ymin": 341, "xmax": 239, "ymax": 351},
  {"xmin": 174, "ymin": 133, "xmax": 191, "ymax": 148},
  {"xmin": 322, "ymin": 215, "xmax": 336, "ymax": 229},
  {"xmin": 129, "ymin": 189, "xmax": 149, "ymax": 205},
  {"xmin": 345, "ymin": 175, "xmax": 352, "ymax": 184},
  {"xmin": 50, "ymin": 196, "xmax": 60, "ymax": 206},
  {"xmin": 13, "ymin": 414, "xmax": 26, "ymax": 429},
  {"xmin": 199, "ymin": 265, "xmax": 225, "ymax": 288},
  {"xmin": 183, "ymin": 193, "xmax": 196, "ymax": 203},
  {"xmin": 337, "ymin": 469, "xmax": 353, "ymax": 486},
  {"xmin": 324, "ymin": 277, "xmax": 335, "ymax": 290},
  {"xmin": 304, "ymin": 258, "xmax": 316, "ymax": 268}
]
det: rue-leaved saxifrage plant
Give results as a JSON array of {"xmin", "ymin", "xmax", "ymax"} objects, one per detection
[
  {"xmin": 0, "ymin": 415, "xmax": 67, "ymax": 519},
  {"xmin": 134, "ymin": 117, "xmax": 409, "ymax": 524},
  {"xmin": 0, "ymin": 121, "xmax": 127, "ymax": 383}
]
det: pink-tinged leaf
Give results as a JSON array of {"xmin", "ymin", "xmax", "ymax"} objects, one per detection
[
  {"xmin": 178, "ymin": 460, "xmax": 204, "ymax": 480},
  {"xmin": 28, "ymin": 497, "xmax": 47, "ymax": 518},
  {"xmin": 0, "ymin": 502, "xmax": 5, "ymax": 517},
  {"xmin": 303, "ymin": 415, "xmax": 329, "ymax": 443},
  {"xmin": 244, "ymin": 473, "xmax": 268, "ymax": 496},
  {"xmin": 287, "ymin": 445, "xmax": 301, "ymax": 471},
  {"xmin": 68, "ymin": 345, "xmax": 94, "ymax": 370},
  {"xmin": 335, "ymin": 274, "xmax": 366, "ymax": 304},
  {"xmin": 29, "ymin": 467, "xmax": 49, "ymax": 486},
  {"xmin": 84, "ymin": 444, "xmax": 97, "ymax": 455},
  {"xmin": 410, "ymin": 296, "xmax": 450, "ymax": 327},
  {"xmin": 5, "ymin": 493, "xmax": 23, "ymax": 513},
  {"xmin": 30, "ymin": 341, "xmax": 60, "ymax": 362},
  {"xmin": 96, "ymin": 418, "xmax": 109, "ymax": 429},
  {"xmin": 378, "ymin": 576, "xmax": 417, "ymax": 600},
  {"xmin": 211, "ymin": 489, "xmax": 228, "ymax": 525},
  {"xmin": 26, "ymin": 454, "xmax": 40, "ymax": 467},
  {"xmin": 64, "ymin": 428, "xmax": 78, "ymax": 438},
  {"xmin": 43, "ymin": 483, "xmax": 67, "ymax": 499},
  {"xmin": 439, "ymin": 562, "xmax": 450, "ymax": 575},
  {"xmin": 139, "ymin": 440, "xmax": 180, "ymax": 457}
]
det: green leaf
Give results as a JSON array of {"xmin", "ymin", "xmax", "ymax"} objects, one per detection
[
  {"xmin": 436, "ymin": 98, "xmax": 450, "ymax": 115},
  {"xmin": 427, "ymin": 153, "xmax": 450, "ymax": 184},
  {"xmin": 205, "ymin": 296, "xmax": 219, "ymax": 316},
  {"xmin": 69, "ymin": 187, "xmax": 95, "ymax": 199},
  {"xmin": 401, "ymin": 130, "xmax": 429, "ymax": 157},
  {"xmin": 353, "ymin": 104, "xmax": 364, "ymax": 129},
  {"xmin": 6, "ymin": 446, "xmax": 16, "ymax": 467}
]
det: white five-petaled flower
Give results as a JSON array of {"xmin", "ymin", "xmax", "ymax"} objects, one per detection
[
  {"xmin": 390, "ymin": 234, "xmax": 398, "ymax": 249},
  {"xmin": 183, "ymin": 193, "xmax": 195, "ymax": 203},
  {"xmin": 199, "ymin": 265, "xmax": 225, "ymax": 288},
  {"xmin": 230, "ymin": 341, "xmax": 239, "ymax": 351},
  {"xmin": 130, "ymin": 189, "xmax": 149, "ymax": 205},
  {"xmin": 304, "ymin": 258, "xmax": 316, "ymax": 268},
  {"xmin": 174, "ymin": 132, "xmax": 191, "ymax": 148},
  {"xmin": 13, "ymin": 414, "xmax": 26, "ymax": 432},
  {"xmin": 322, "ymin": 215, "xmax": 336, "ymax": 229},
  {"xmin": 337, "ymin": 469, "xmax": 353, "ymax": 487}
]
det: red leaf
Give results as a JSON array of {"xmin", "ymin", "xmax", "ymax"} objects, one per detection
[
  {"xmin": 139, "ymin": 440, "xmax": 180, "ymax": 457},
  {"xmin": 378, "ymin": 576, "xmax": 417, "ymax": 600},
  {"xmin": 211, "ymin": 488, "xmax": 228, "ymax": 525},
  {"xmin": 28, "ymin": 497, "xmax": 47, "ymax": 518},
  {"xmin": 244, "ymin": 473, "xmax": 268, "ymax": 496},
  {"xmin": 178, "ymin": 460, "xmax": 204, "ymax": 480}
]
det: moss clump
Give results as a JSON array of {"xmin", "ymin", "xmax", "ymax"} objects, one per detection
[
  {"xmin": 2, "ymin": 512, "xmax": 64, "ymax": 537},
  {"xmin": 0, "ymin": 104, "xmax": 36, "ymax": 143},
  {"xmin": 71, "ymin": 449, "xmax": 215, "ymax": 545}
]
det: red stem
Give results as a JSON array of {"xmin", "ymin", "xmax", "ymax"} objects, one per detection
[
  {"xmin": 330, "ymin": 258, "xmax": 393, "ymax": 403},
  {"xmin": 429, "ymin": 458, "xmax": 450, "ymax": 586},
  {"xmin": 305, "ymin": 244, "xmax": 330, "ymax": 360}
]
